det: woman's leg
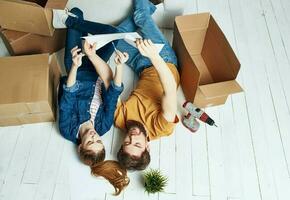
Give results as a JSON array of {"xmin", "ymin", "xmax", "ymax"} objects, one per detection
[
  {"xmin": 64, "ymin": 8, "xmax": 84, "ymax": 73},
  {"xmin": 64, "ymin": 8, "xmax": 120, "ymax": 71}
]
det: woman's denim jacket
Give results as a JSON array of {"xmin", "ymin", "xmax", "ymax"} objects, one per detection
[{"xmin": 58, "ymin": 72, "xmax": 123, "ymax": 144}]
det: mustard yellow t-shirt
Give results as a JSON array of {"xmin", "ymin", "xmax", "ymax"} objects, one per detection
[{"xmin": 114, "ymin": 63, "xmax": 180, "ymax": 141}]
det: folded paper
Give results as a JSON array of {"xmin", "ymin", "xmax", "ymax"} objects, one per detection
[{"xmin": 82, "ymin": 32, "xmax": 164, "ymax": 53}]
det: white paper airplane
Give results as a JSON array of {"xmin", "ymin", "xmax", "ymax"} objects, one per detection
[{"xmin": 81, "ymin": 32, "xmax": 164, "ymax": 53}]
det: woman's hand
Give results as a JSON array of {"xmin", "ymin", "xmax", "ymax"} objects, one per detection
[
  {"xmin": 71, "ymin": 46, "xmax": 85, "ymax": 68},
  {"xmin": 114, "ymin": 50, "xmax": 129, "ymax": 65},
  {"xmin": 83, "ymin": 40, "xmax": 97, "ymax": 58},
  {"xmin": 136, "ymin": 39, "xmax": 159, "ymax": 60}
]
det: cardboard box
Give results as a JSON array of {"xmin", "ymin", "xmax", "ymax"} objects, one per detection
[
  {"xmin": 0, "ymin": 53, "xmax": 61, "ymax": 126},
  {"xmin": 173, "ymin": 13, "xmax": 243, "ymax": 108},
  {"xmin": 0, "ymin": 28, "xmax": 66, "ymax": 55},
  {"xmin": 0, "ymin": 0, "xmax": 68, "ymax": 36}
]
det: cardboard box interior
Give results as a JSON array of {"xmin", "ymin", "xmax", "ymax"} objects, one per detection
[
  {"xmin": 173, "ymin": 13, "xmax": 243, "ymax": 107},
  {"xmin": 0, "ymin": 0, "xmax": 67, "ymax": 36},
  {"xmin": 0, "ymin": 28, "xmax": 66, "ymax": 55},
  {"xmin": 0, "ymin": 53, "xmax": 61, "ymax": 126}
]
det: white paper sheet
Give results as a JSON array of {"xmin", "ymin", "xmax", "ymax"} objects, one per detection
[{"xmin": 81, "ymin": 32, "xmax": 164, "ymax": 53}]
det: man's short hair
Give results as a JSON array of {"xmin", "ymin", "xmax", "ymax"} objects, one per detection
[
  {"xmin": 117, "ymin": 145, "xmax": 150, "ymax": 170},
  {"xmin": 78, "ymin": 145, "xmax": 105, "ymax": 166}
]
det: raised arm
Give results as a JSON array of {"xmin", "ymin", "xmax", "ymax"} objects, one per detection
[
  {"xmin": 83, "ymin": 41, "xmax": 113, "ymax": 89},
  {"xmin": 59, "ymin": 46, "xmax": 84, "ymax": 144},
  {"xmin": 113, "ymin": 50, "xmax": 129, "ymax": 87},
  {"xmin": 136, "ymin": 39, "xmax": 177, "ymax": 122},
  {"xmin": 66, "ymin": 46, "xmax": 84, "ymax": 87},
  {"xmin": 97, "ymin": 50, "xmax": 128, "ymax": 134}
]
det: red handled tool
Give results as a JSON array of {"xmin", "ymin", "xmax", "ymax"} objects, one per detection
[{"xmin": 182, "ymin": 101, "xmax": 217, "ymax": 132}]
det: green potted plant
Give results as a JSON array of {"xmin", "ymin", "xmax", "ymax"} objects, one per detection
[{"xmin": 143, "ymin": 169, "xmax": 168, "ymax": 194}]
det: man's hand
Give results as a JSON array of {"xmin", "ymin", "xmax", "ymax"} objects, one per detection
[
  {"xmin": 71, "ymin": 46, "xmax": 85, "ymax": 68},
  {"xmin": 114, "ymin": 50, "xmax": 129, "ymax": 65},
  {"xmin": 136, "ymin": 39, "xmax": 159, "ymax": 60},
  {"xmin": 83, "ymin": 41, "xmax": 97, "ymax": 58}
]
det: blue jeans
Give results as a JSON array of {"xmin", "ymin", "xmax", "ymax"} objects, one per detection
[
  {"xmin": 64, "ymin": 8, "xmax": 120, "ymax": 75},
  {"xmin": 116, "ymin": 0, "xmax": 178, "ymax": 75}
]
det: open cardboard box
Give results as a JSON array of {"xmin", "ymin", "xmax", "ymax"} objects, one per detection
[
  {"xmin": 0, "ymin": 28, "xmax": 66, "ymax": 55},
  {"xmin": 0, "ymin": 53, "xmax": 61, "ymax": 126},
  {"xmin": 173, "ymin": 13, "xmax": 243, "ymax": 108},
  {"xmin": 0, "ymin": 0, "xmax": 68, "ymax": 36}
]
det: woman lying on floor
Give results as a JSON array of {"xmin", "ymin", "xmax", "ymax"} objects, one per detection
[{"xmin": 55, "ymin": 7, "xmax": 129, "ymax": 195}]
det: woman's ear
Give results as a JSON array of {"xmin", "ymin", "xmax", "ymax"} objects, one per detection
[{"xmin": 77, "ymin": 144, "xmax": 82, "ymax": 153}]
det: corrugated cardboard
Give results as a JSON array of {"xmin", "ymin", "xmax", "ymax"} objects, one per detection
[
  {"xmin": 0, "ymin": 53, "xmax": 61, "ymax": 126},
  {"xmin": 173, "ymin": 13, "xmax": 243, "ymax": 108},
  {"xmin": 0, "ymin": 28, "xmax": 66, "ymax": 55},
  {"xmin": 0, "ymin": 0, "xmax": 68, "ymax": 36}
]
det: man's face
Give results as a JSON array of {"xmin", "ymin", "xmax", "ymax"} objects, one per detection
[
  {"xmin": 123, "ymin": 126, "xmax": 148, "ymax": 157},
  {"xmin": 81, "ymin": 129, "xmax": 104, "ymax": 152}
]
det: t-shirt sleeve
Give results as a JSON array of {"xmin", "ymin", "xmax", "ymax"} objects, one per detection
[
  {"xmin": 148, "ymin": 112, "xmax": 179, "ymax": 140},
  {"xmin": 114, "ymin": 100, "xmax": 126, "ymax": 130}
]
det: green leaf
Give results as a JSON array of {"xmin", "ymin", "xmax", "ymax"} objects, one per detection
[{"xmin": 143, "ymin": 169, "xmax": 168, "ymax": 194}]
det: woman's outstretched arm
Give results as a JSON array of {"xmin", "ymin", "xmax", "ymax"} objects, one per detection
[{"xmin": 84, "ymin": 41, "xmax": 113, "ymax": 89}]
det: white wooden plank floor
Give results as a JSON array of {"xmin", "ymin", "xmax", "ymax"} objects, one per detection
[{"xmin": 1, "ymin": 0, "xmax": 290, "ymax": 199}]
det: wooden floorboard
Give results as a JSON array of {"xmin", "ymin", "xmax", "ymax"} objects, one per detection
[{"xmin": 22, "ymin": 123, "xmax": 53, "ymax": 184}]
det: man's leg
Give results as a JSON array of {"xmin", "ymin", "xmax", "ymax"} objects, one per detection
[
  {"xmin": 116, "ymin": 3, "xmax": 156, "ymax": 33},
  {"xmin": 133, "ymin": 0, "xmax": 178, "ymax": 68},
  {"xmin": 133, "ymin": 0, "xmax": 165, "ymax": 44},
  {"xmin": 115, "ymin": 3, "xmax": 157, "ymax": 74}
]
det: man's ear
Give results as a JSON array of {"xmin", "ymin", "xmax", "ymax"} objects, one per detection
[{"xmin": 145, "ymin": 143, "xmax": 150, "ymax": 152}]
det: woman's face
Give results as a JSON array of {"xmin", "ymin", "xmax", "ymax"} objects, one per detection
[{"xmin": 81, "ymin": 129, "xmax": 104, "ymax": 152}]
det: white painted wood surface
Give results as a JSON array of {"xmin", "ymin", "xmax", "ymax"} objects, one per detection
[{"xmin": 1, "ymin": 0, "xmax": 290, "ymax": 199}]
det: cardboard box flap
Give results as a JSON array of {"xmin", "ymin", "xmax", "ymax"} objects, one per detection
[
  {"xmin": 0, "ymin": 28, "xmax": 66, "ymax": 56},
  {"xmin": 175, "ymin": 13, "xmax": 210, "ymax": 32},
  {"xmin": 48, "ymin": 53, "xmax": 61, "ymax": 116},
  {"xmin": 0, "ymin": 29, "xmax": 28, "ymax": 43},
  {"xmin": 2, "ymin": 0, "xmax": 67, "ymax": 9},
  {"xmin": 4, "ymin": 0, "xmax": 42, "ymax": 7},
  {"xmin": 201, "ymin": 16, "xmax": 240, "ymax": 82},
  {"xmin": 199, "ymin": 80, "xmax": 243, "ymax": 98},
  {"xmin": 49, "ymin": 54, "xmax": 62, "ymax": 80},
  {"xmin": 194, "ymin": 88, "xmax": 228, "ymax": 108},
  {"xmin": 44, "ymin": 0, "xmax": 68, "ymax": 9},
  {"xmin": 0, "ymin": 1, "xmax": 54, "ymax": 36},
  {"xmin": 175, "ymin": 13, "xmax": 210, "ymax": 55},
  {"xmin": 173, "ymin": 23, "xmax": 200, "ymax": 101}
]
